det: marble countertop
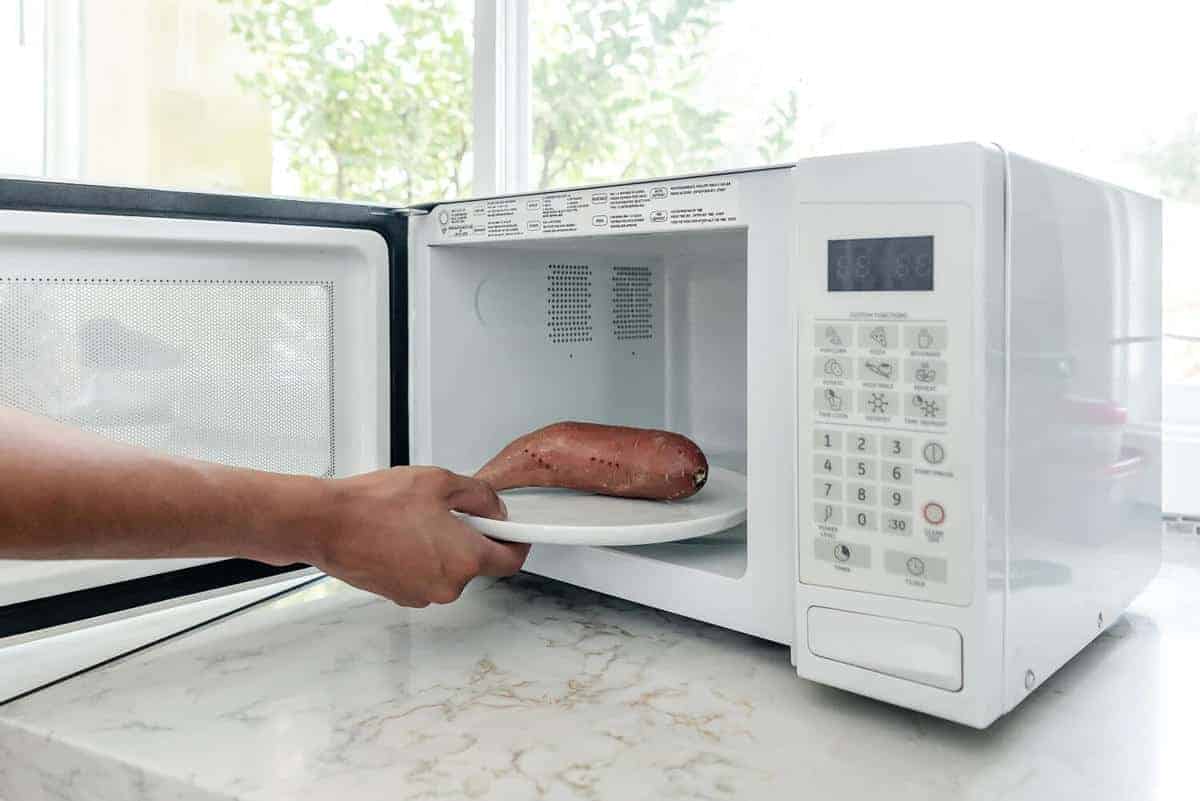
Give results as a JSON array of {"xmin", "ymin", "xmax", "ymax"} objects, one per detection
[{"xmin": 2, "ymin": 535, "xmax": 1198, "ymax": 801}]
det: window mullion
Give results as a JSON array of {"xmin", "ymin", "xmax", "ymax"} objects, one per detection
[{"xmin": 473, "ymin": 0, "xmax": 529, "ymax": 196}]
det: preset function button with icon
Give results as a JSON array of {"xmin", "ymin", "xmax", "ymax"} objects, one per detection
[
  {"xmin": 858, "ymin": 389, "xmax": 899, "ymax": 417},
  {"xmin": 816, "ymin": 324, "xmax": 852, "ymax": 349},
  {"xmin": 905, "ymin": 324, "xmax": 948, "ymax": 351},
  {"xmin": 858, "ymin": 357, "xmax": 898, "ymax": 383},
  {"xmin": 904, "ymin": 358, "xmax": 947, "ymax": 386},
  {"xmin": 858, "ymin": 324, "xmax": 899, "ymax": 351},
  {"xmin": 884, "ymin": 550, "xmax": 947, "ymax": 582},
  {"xmin": 921, "ymin": 441, "xmax": 946, "ymax": 465},
  {"xmin": 815, "ymin": 387, "xmax": 851, "ymax": 415},
  {"xmin": 814, "ymin": 539, "xmax": 871, "ymax": 568},
  {"xmin": 905, "ymin": 392, "xmax": 948, "ymax": 421},
  {"xmin": 815, "ymin": 356, "xmax": 852, "ymax": 381}
]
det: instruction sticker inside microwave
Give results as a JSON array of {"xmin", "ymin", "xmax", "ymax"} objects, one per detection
[{"xmin": 428, "ymin": 176, "xmax": 740, "ymax": 243}]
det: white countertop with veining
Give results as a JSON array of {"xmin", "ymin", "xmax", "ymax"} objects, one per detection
[{"xmin": 2, "ymin": 534, "xmax": 1198, "ymax": 801}]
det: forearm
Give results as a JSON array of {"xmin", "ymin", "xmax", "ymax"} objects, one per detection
[{"xmin": 0, "ymin": 407, "xmax": 324, "ymax": 565}]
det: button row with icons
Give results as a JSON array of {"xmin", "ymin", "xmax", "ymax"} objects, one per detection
[
  {"xmin": 816, "ymin": 323, "xmax": 948, "ymax": 352},
  {"xmin": 814, "ymin": 357, "xmax": 949, "ymax": 387},
  {"xmin": 813, "ymin": 539, "xmax": 948, "ymax": 582},
  {"xmin": 814, "ymin": 387, "xmax": 949, "ymax": 420}
]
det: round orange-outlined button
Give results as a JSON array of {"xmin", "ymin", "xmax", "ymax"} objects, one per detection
[{"xmin": 923, "ymin": 502, "xmax": 946, "ymax": 526}]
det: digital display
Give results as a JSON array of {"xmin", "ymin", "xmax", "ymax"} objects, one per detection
[{"xmin": 827, "ymin": 236, "xmax": 934, "ymax": 292}]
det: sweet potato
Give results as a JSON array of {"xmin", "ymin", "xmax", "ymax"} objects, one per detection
[{"xmin": 475, "ymin": 421, "xmax": 709, "ymax": 501}]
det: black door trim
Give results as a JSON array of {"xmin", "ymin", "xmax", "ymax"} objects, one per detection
[{"xmin": 0, "ymin": 178, "xmax": 409, "ymax": 635}]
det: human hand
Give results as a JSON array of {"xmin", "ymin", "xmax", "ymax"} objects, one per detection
[{"xmin": 300, "ymin": 467, "xmax": 530, "ymax": 607}]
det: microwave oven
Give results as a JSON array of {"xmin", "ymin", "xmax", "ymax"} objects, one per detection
[{"xmin": 0, "ymin": 143, "xmax": 1161, "ymax": 728}]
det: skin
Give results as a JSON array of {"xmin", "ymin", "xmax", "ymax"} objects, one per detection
[{"xmin": 0, "ymin": 407, "xmax": 530, "ymax": 607}]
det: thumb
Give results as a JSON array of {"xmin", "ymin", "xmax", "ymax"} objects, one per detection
[{"xmin": 442, "ymin": 472, "xmax": 508, "ymax": 521}]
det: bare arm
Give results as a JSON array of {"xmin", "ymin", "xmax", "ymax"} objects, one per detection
[{"xmin": 0, "ymin": 407, "xmax": 529, "ymax": 606}]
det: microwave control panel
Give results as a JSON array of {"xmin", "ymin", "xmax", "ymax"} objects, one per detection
[{"xmin": 796, "ymin": 203, "xmax": 974, "ymax": 607}]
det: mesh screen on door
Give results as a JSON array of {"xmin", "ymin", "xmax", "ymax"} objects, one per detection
[{"xmin": 0, "ymin": 278, "xmax": 336, "ymax": 477}]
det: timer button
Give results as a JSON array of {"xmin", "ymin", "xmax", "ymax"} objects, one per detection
[{"xmin": 923, "ymin": 502, "xmax": 946, "ymax": 526}]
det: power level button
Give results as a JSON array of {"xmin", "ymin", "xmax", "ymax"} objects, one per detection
[{"xmin": 923, "ymin": 502, "xmax": 946, "ymax": 526}]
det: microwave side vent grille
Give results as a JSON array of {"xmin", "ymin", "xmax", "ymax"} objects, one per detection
[
  {"xmin": 611, "ymin": 265, "xmax": 653, "ymax": 341},
  {"xmin": 546, "ymin": 263, "xmax": 593, "ymax": 344}
]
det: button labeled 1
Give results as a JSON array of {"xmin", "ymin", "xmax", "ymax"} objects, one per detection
[{"xmin": 814, "ymin": 429, "xmax": 842, "ymax": 451}]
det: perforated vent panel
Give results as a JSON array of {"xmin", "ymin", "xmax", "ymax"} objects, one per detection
[
  {"xmin": 611, "ymin": 266, "xmax": 654, "ymax": 341},
  {"xmin": 546, "ymin": 264, "xmax": 592, "ymax": 344},
  {"xmin": 0, "ymin": 278, "xmax": 336, "ymax": 476}
]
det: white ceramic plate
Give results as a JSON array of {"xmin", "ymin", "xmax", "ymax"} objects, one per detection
[{"xmin": 460, "ymin": 466, "xmax": 747, "ymax": 546}]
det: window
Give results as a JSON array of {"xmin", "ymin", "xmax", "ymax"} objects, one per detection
[
  {"xmin": 3, "ymin": 0, "xmax": 1198, "ymax": 512},
  {"xmin": 3, "ymin": 0, "xmax": 473, "ymax": 205}
]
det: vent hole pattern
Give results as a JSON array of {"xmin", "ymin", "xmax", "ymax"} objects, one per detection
[
  {"xmin": 611, "ymin": 266, "xmax": 653, "ymax": 341},
  {"xmin": 0, "ymin": 277, "xmax": 336, "ymax": 477},
  {"xmin": 546, "ymin": 264, "xmax": 593, "ymax": 344}
]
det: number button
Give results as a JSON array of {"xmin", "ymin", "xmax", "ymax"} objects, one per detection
[
  {"xmin": 847, "ymin": 508, "xmax": 877, "ymax": 531},
  {"xmin": 848, "ymin": 482, "xmax": 877, "ymax": 507},
  {"xmin": 813, "ymin": 478, "xmax": 842, "ymax": 501},
  {"xmin": 883, "ymin": 435, "xmax": 911, "ymax": 459},
  {"xmin": 814, "ymin": 503, "xmax": 843, "ymax": 526},
  {"xmin": 858, "ymin": 390, "xmax": 900, "ymax": 418},
  {"xmin": 883, "ymin": 487, "xmax": 912, "ymax": 510},
  {"xmin": 850, "ymin": 458, "xmax": 875, "ymax": 480},
  {"xmin": 883, "ymin": 461, "xmax": 911, "ymax": 485},
  {"xmin": 845, "ymin": 433, "xmax": 877, "ymax": 455},
  {"xmin": 882, "ymin": 513, "xmax": 912, "ymax": 535},
  {"xmin": 813, "ymin": 454, "xmax": 842, "ymax": 477},
  {"xmin": 813, "ymin": 429, "xmax": 842, "ymax": 451}
]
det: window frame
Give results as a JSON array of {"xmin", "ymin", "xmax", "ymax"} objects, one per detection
[{"xmin": 472, "ymin": 0, "xmax": 530, "ymax": 195}]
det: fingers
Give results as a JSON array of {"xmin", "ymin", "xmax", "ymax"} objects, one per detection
[
  {"xmin": 473, "ymin": 533, "xmax": 531, "ymax": 577},
  {"xmin": 438, "ymin": 471, "xmax": 507, "ymax": 521}
]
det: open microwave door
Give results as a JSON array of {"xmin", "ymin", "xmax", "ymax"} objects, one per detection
[{"xmin": 0, "ymin": 179, "xmax": 405, "ymax": 698}]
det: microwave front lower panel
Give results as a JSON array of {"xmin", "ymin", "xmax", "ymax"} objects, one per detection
[
  {"xmin": 795, "ymin": 202, "xmax": 976, "ymax": 607},
  {"xmin": 0, "ymin": 208, "xmax": 391, "ymax": 615}
]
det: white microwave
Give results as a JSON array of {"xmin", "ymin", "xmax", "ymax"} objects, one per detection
[{"xmin": 0, "ymin": 143, "xmax": 1161, "ymax": 728}]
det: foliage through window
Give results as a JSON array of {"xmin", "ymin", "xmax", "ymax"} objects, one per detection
[{"xmin": 222, "ymin": 0, "xmax": 473, "ymax": 204}]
